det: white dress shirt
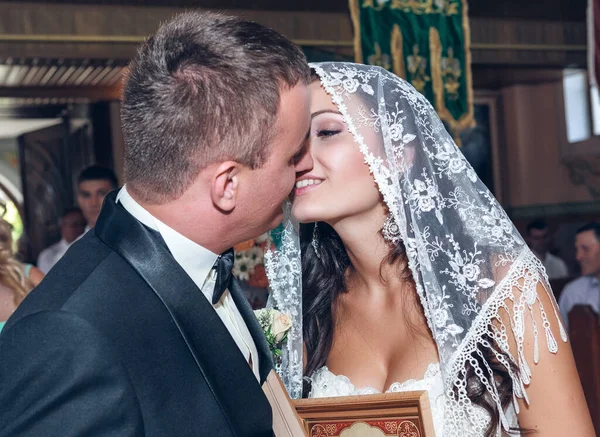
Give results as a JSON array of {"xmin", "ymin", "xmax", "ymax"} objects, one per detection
[
  {"xmin": 117, "ymin": 186, "xmax": 260, "ymax": 381},
  {"xmin": 558, "ymin": 276, "xmax": 600, "ymax": 331},
  {"xmin": 37, "ymin": 239, "xmax": 71, "ymax": 274},
  {"xmin": 541, "ymin": 253, "xmax": 569, "ymax": 280}
]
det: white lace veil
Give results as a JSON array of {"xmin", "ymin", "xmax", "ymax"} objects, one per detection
[{"xmin": 265, "ymin": 62, "xmax": 567, "ymax": 435}]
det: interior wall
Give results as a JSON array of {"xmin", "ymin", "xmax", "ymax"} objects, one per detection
[
  {"xmin": 500, "ymin": 81, "xmax": 600, "ymax": 274},
  {"xmin": 501, "ymin": 82, "xmax": 593, "ymax": 208}
]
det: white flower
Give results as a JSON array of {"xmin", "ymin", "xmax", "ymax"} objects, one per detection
[
  {"xmin": 343, "ymin": 78, "xmax": 360, "ymax": 93},
  {"xmin": 433, "ymin": 308, "xmax": 449, "ymax": 328},
  {"xmin": 272, "ymin": 311, "xmax": 293, "ymax": 342},
  {"xmin": 247, "ymin": 246, "xmax": 264, "ymax": 267},
  {"xmin": 253, "ymin": 308, "xmax": 293, "ymax": 343},
  {"xmin": 389, "ymin": 123, "xmax": 403, "ymax": 141},
  {"xmin": 254, "ymin": 308, "xmax": 271, "ymax": 331},
  {"xmin": 418, "ymin": 196, "xmax": 436, "ymax": 212},
  {"xmin": 462, "ymin": 264, "xmax": 480, "ymax": 282},
  {"xmin": 233, "ymin": 251, "xmax": 256, "ymax": 282},
  {"xmin": 448, "ymin": 158, "xmax": 466, "ymax": 173},
  {"xmin": 491, "ymin": 225, "xmax": 504, "ymax": 239}
]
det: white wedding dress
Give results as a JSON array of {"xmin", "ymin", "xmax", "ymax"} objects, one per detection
[{"xmin": 308, "ymin": 362, "xmax": 520, "ymax": 437}]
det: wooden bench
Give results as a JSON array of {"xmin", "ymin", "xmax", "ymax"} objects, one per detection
[{"xmin": 569, "ymin": 305, "xmax": 600, "ymax": 435}]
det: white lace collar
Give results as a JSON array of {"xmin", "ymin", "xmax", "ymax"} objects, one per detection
[{"xmin": 309, "ymin": 362, "xmax": 441, "ymax": 397}]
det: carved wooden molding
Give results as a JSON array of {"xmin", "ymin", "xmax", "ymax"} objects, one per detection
[{"xmin": 0, "ymin": 2, "xmax": 586, "ymax": 66}]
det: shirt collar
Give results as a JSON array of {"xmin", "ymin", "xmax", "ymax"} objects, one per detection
[{"xmin": 117, "ymin": 186, "xmax": 219, "ymax": 298}]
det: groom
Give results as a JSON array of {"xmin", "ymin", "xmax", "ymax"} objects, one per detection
[{"xmin": 0, "ymin": 11, "xmax": 311, "ymax": 437}]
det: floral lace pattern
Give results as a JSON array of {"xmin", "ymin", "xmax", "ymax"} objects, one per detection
[
  {"xmin": 264, "ymin": 200, "xmax": 303, "ymax": 398},
  {"xmin": 266, "ymin": 62, "xmax": 566, "ymax": 436}
]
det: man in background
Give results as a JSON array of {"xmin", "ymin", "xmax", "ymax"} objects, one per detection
[
  {"xmin": 558, "ymin": 222, "xmax": 600, "ymax": 329},
  {"xmin": 527, "ymin": 218, "xmax": 569, "ymax": 279},
  {"xmin": 76, "ymin": 165, "xmax": 118, "ymax": 230},
  {"xmin": 37, "ymin": 208, "xmax": 86, "ymax": 273}
]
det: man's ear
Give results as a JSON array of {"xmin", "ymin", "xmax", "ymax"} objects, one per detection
[{"xmin": 211, "ymin": 161, "xmax": 241, "ymax": 213}]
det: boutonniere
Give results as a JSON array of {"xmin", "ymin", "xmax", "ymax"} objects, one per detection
[{"xmin": 254, "ymin": 308, "xmax": 293, "ymax": 368}]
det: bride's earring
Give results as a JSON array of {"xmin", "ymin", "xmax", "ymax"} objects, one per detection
[
  {"xmin": 312, "ymin": 223, "xmax": 322, "ymax": 259},
  {"xmin": 382, "ymin": 214, "xmax": 401, "ymax": 245}
]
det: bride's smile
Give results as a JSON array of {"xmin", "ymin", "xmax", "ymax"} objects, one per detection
[{"xmin": 294, "ymin": 176, "xmax": 324, "ymax": 197}]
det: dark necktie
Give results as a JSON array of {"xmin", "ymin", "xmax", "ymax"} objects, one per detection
[{"xmin": 212, "ymin": 248, "xmax": 234, "ymax": 304}]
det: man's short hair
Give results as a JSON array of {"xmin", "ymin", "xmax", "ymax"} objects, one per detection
[
  {"xmin": 577, "ymin": 222, "xmax": 600, "ymax": 242},
  {"xmin": 78, "ymin": 165, "xmax": 118, "ymax": 189},
  {"xmin": 526, "ymin": 218, "xmax": 548, "ymax": 235},
  {"xmin": 121, "ymin": 10, "xmax": 310, "ymax": 204}
]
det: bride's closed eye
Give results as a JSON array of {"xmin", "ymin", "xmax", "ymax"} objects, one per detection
[{"xmin": 317, "ymin": 129, "xmax": 342, "ymax": 138}]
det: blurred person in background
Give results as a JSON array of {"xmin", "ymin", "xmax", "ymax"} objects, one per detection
[
  {"xmin": 527, "ymin": 218, "xmax": 569, "ymax": 279},
  {"xmin": 37, "ymin": 208, "xmax": 86, "ymax": 274},
  {"xmin": 77, "ymin": 165, "xmax": 118, "ymax": 231},
  {"xmin": 559, "ymin": 222, "xmax": 600, "ymax": 329},
  {"xmin": 0, "ymin": 219, "xmax": 43, "ymax": 332}
]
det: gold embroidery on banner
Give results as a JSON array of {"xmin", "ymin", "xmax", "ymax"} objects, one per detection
[
  {"xmin": 362, "ymin": 0, "xmax": 387, "ymax": 11},
  {"xmin": 441, "ymin": 47, "xmax": 461, "ymax": 100},
  {"xmin": 355, "ymin": 0, "xmax": 474, "ymax": 137},
  {"xmin": 368, "ymin": 42, "xmax": 392, "ymax": 70},
  {"xmin": 407, "ymin": 44, "xmax": 430, "ymax": 92},
  {"xmin": 362, "ymin": 0, "xmax": 459, "ymax": 16}
]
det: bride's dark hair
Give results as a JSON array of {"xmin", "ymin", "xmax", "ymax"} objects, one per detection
[{"xmin": 301, "ymin": 222, "xmax": 527, "ymax": 437}]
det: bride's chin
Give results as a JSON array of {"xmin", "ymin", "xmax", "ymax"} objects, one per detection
[{"xmin": 291, "ymin": 207, "xmax": 318, "ymax": 224}]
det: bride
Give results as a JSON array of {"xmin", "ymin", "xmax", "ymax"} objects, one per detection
[{"xmin": 266, "ymin": 62, "xmax": 594, "ymax": 436}]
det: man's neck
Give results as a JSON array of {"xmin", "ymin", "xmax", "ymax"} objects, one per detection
[{"xmin": 128, "ymin": 187, "xmax": 235, "ymax": 254}]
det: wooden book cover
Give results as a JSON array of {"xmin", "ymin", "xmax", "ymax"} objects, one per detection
[
  {"xmin": 263, "ymin": 370, "xmax": 307, "ymax": 437},
  {"xmin": 263, "ymin": 370, "xmax": 435, "ymax": 437},
  {"xmin": 293, "ymin": 390, "xmax": 435, "ymax": 437}
]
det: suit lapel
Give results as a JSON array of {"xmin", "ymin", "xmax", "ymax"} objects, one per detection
[
  {"xmin": 95, "ymin": 193, "xmax": 272, "ymax": 436},
  {"xmin": 228, "ymin": 279, "xmax": 273, "ymax": 383}
]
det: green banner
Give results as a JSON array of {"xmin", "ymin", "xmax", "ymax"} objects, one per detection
[{"xmin": 350, "ymin": 0, "xmax": 474, "ymax": 137}]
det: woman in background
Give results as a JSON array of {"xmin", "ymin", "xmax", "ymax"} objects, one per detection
[{"xmin": 0, "ymin": 220, "xmax": 43, "ymax": 332}]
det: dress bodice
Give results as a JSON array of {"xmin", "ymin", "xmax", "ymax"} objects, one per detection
[
  {"xmin": 309, "ymin": 363, "xmax": 447, "ymax": 435},
  {"xmin": 308, "ymin": 362, "xmax": 520, "ymax": 437}
]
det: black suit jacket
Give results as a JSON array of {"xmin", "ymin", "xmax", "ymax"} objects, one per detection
[{"xmin": 0, "ymin": 192, "xmax": 274, "ymax": 437}]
